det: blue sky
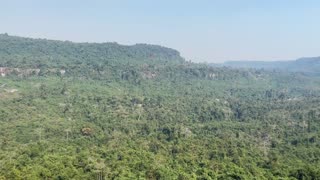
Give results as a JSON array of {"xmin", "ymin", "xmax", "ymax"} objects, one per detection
[{"xmin": 1, "ymin": 0, "xmax": 320, "ymax": 62}]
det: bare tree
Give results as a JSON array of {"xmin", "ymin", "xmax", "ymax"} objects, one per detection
[{"xmin": 64, "ymin": 128, "xmax": 71, "ymax": 141}]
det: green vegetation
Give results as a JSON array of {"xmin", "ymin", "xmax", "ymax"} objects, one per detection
[{"xmin": 1, "ymin": 34, "xmax": 320, "ymax": 179}]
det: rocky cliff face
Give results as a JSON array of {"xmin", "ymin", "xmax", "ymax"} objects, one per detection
[{"xmin": 0, "ymin": 67, "xmax": 65, "ymax": 77}]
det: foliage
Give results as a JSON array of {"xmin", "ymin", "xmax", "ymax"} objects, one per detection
[{"xmin": 0, "ymin": 35, "xmax": 320, "ymax": 179}]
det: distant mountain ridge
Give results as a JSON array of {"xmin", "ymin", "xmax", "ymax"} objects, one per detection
[{"xmin": 221, "ymin": 57, "xmax": 320, "ymax": 75}]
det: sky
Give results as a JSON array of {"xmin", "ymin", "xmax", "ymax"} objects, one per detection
[{"xmin": 1, "ymin": 0, "xmax": 320, "ymax": 63}]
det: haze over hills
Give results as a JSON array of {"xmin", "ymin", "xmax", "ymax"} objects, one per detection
[{"xmin": 220, "ymin": 57, "xmax": 320, "ymax": 75}]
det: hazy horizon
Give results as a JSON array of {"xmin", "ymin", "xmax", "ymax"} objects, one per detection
[{"xmin": 2, "ymin": 0, "xmax": 320, "ymax": 63}]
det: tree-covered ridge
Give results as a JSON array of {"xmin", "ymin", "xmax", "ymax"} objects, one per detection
[
  {"xmin": 0, "ymin": 34, "xmax": 184, "ymax": 69},
  {"xmin": 0, "ymin": 35, "xmax": 320, "ymax": 179}
]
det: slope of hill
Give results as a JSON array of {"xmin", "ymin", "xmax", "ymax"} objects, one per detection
[
  {"xmin": 0, "ymin": 35, "xmax": 320, "ymax": 179},
  {"xmin": 0, "ymin": 34, "xmax": 184, "ymax": 68}
]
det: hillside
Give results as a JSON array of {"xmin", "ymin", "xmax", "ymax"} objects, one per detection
[
  {"xmin": 0, "ymin": 35, "xmax": 320, "ymax": 179},
  {"xmin": 0, "ymin": 34, "xmax": 183, "ymax": 68}
]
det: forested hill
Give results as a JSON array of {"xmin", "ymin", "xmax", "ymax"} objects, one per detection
[
  {"xmin": 0, "ymin": 34, "xmax": 258, "ymax": 81},
  {"xmin": 0, "ymin": 34, "xmax": 184, "ymax": 68},
  {"xmin": 1, "ymin": 35, "xmax": 320, "ymax": 179},
  {"xmin": 222, "ymin": 57, "xmax": 320, "ymax": 75}
]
